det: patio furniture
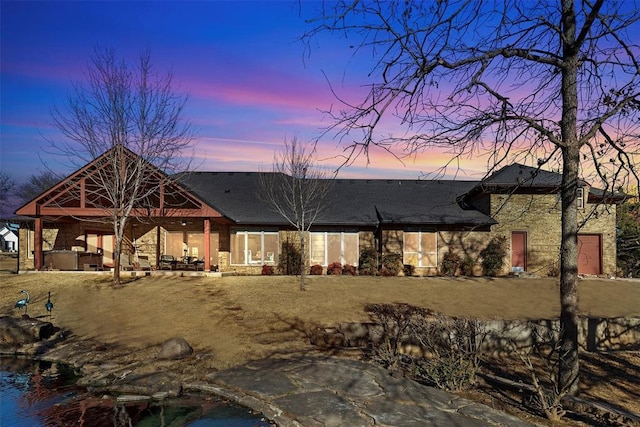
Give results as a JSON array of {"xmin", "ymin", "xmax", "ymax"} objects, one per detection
[
  {"xmin": 137, "ymin": 255, "xmax": 152, "ymax": 271},
  {"xmin": 120, "ymin": 253, "xmax": 134, "ymax": 271},
  {"xmin": 159, "ymin": 255, "xmax": 176, "ymax": 270}
]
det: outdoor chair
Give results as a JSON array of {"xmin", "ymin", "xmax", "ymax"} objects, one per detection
[
  {"xmin": 159, "ymin": 255, "xmax": 176, "ymax": 270},
  {"xmin": 137, "ymin": 255, "xmax": 152, "ymax": 271},
  {"xmin": 120, "ymin": 253, "xmax": 134, "ymax": 271}
]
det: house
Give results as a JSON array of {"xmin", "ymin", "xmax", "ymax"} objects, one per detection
[
  {"xmin": 0, "ymin": 224, "xmax": 19, "ymax": 252},
  {"xmin": 14, "ymin": 149, "xmax": 624, "ymax": 276}
]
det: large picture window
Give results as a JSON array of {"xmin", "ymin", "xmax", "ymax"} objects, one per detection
[
  {"xmin": 231, "ymin": 231, "xmax": 278, "ymax": 265},
  {"xmin": 404, "ymin": 231, "xmax": 437, "ymax": 267},
  {"xmin": 310, "ymin": 232, "xmax": 359, "ymax": 266}
]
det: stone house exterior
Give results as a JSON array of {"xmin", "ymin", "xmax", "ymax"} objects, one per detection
[{"xmin": 15, "ymin": 151, "xmax": 624, "ymax": 276}]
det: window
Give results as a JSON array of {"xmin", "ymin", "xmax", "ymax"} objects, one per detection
[
  {"xmin": 231, "ymin": 231, "xmax": 278, "ymax": 265},
  {"xmin": 310, "ymin": 232, "xmax": 359, "ymax": 266},
  {"xmin": 577, "ymin": 188, "xmax": 584, "ymax": 209},
  {"xmin": 403, "ymin": 231, "xmax": 437, "ymax": 267}
]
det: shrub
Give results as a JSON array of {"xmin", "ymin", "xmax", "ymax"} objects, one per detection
[
  {"xmin": 261, "ymin": 265, "xmax": 274, "ymax": 275},
  {"xmin": 309, "ymin": 264, "xmax": 323, "ymax": 275},
  {"xmin": 342, "ymin": 264, "xmax": 357, "ymax": 275},
  {"xmin": 278, "ymin": 240, "xmax": 302, "ymax": 275},
  {"xmin": 363, "ymin": 303, "xmax": 484, "ymax": 392},
  {"xmin": 358, "ymin": 248, "xmax": 378, "ymax": 276},
  {"xmin": 459, "ymin": 256, "xmax": 476, "ymax": 276},
  {"xmin": 480, "ymin": 235, "xmax": 508, "ymax": 276},
  {"xmin": 327, "ymin": 262, "xmax": 343, "ymax": 275},
  {"xmin": 381, "ymin": 252, "xmax": 403, "ymax": 276},
  {"xmin": 440, "ymin": 251, "xmax": 461, "ymax": 276},
  {"xmin": 403, "ymin": 264, "xmax": 416, "ymax": 276}
]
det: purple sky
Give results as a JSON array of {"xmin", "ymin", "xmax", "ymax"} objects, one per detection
[{"xmin": 1, "ymin": 1, "xmax": 490, "ymax": 187}]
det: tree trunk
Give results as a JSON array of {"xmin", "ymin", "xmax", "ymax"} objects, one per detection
[
  {"xmin": 299, "ymin": 231, "xmax": 306, "ymax": 291},
  {"xmin": 558, "ymin": 0, "xmax": 580, "ymax": 395},
  {"xmin": 558, "ymin": 147, "xmax": 580, "ymax": 396}
]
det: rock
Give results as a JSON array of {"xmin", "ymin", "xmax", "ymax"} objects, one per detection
[
  {"xmin": 116, "ymin": 394, "xmax": 151, "ymax": 403},
  {"xmin": 0, "ymin": 316, "xmax": 55, "ymax": 345},
  {"xmin": 157, "ymin": 337, "xmax": 193, "ymax": 360}
]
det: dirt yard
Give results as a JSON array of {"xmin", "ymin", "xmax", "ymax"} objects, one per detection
[{"xmin": 1, "ymin": 272, "xmax": 639, "ymax": 424}]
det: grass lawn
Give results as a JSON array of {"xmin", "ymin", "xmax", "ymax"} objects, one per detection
[{"xmin": 1, "ymin": 272, "xmax": 639, "ymax": 422}]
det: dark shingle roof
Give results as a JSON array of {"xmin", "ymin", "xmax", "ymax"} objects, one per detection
[
  {"xmin": 178, "ymin": 172, "xmax": 496, "ymax": 227},
  {"xmin": 480, "ymin": 164, "xmax": 563, "ymax": 188}
]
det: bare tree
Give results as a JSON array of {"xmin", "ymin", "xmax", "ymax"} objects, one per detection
[
  {"xmin": 16, "ymin": 171, "xmax": 61, "ymax": 205},
  {"xmin": 304, "ymin": 0, "xmax": 639, "ymax": 395},
  {"xmin": 49, "ymin": 48, "xmax": 193, "ymax": 285},
  {"xmin": 0, "ymin": 172, "xmax": 15, "ymax": 218},
  {"xmin": 259, "ymin": 138, "xmax": 334, "ymax": 290}
]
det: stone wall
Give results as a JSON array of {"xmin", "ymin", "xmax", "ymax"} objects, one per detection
[
  {"xmin": 488, "ymin": 194, "xmax": 617, "ymax": 276},
  {"xmin": 481, "ymin": 317, "xmax": 640, "ymax": 354},
  {"xmin": 313, "ymin": 317, "xmax": 640, "ymax": 354}
]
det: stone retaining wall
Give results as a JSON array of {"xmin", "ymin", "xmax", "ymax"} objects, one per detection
[{"xmin": 311, "ymin": 317, "xmax": 640, "ymax": 354}]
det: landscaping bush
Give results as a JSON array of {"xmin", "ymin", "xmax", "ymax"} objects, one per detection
[
  {"xmin": 440, "ymin": 251, "xmax": 461, "ymax": 276},
  {"xmin": 309, "ymin": 264, "xmax": 323, "ymax": 275},
  {"xmin": 381, "ymin": 252, "xmax": 403, "ymax": 276},
  {"xmin": 363, "ymin": 303, "xmax": 484, "ymax": 392},
  {"xmin": 459, "ymin": 256, "xmax": 476, "ymax": 276},
  {"xmin": 342, "ymin": 264, "xmax": 357, "ymax": 275},
  {"xmin": 480, "ymin": 235, "xmax": 508, "ymax": 276},
  {"xmin": 358, "ymin": 247, "xmax": 378, "ymax": 276},
  {"xmin": 403, "ymin": 264, "xmax": 416, "ymax": 277},
  {"xmin": 261, "ymin": 265, "xmax": 274, "ymax": 275},
  {"xmin": 326, "ymin": 262, "xmax": 343, "ymax": 275},
  {"xmin": 278, "ymin": 240, "xmax": 303, "ymax": 275}
]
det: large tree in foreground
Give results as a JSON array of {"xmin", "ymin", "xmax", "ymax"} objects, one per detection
[
  {"xmin": 304, "ymin": 0, "xmax": 639, "ymax": 395},
  {"xmin": 259, "ymin": 138, "xmax": 334, "ymax": 290},
  {"xmin": 49, "ymin": 48, "xmax": 193, "ymax": 285}
]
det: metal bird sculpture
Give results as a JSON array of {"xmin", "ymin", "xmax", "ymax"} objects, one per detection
[
  {"xmin": 45, "ymin": 291, "xmax": 54, "ymax": 319},
  {"xmin": 15, "ymin": 290, "xmax": 30, "ymax": 315}
]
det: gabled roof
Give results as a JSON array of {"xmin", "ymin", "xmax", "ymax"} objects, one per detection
[
  {"xmin": 478, "ymin": 163, "xmax": 564, "ymax": 189},
  {"xmin": 466, "ymin": 163, "xmax": 628, "ymax": 202},
  {"xmin": 16, "ymin": 145, "xmax": 223, "ymax": 220},
  {"xmin": 178, "ymin": 172, "xmax": 496, "ymax": 227}
]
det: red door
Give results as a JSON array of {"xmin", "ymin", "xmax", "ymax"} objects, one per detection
[
  {"xmin": 511, "ymin": 231, "xmax": 527, "ymax": 271},
  {"xmin": 578, "ymin": 234, "xmax": 602, "ymax": 275}
]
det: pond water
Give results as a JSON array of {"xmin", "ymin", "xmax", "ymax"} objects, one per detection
[{"xmin": 1, "ymin": 357, "xmax": 271, "ymax": 427}]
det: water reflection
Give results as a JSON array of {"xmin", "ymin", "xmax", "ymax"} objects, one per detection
[{"xmin": 1, "ymin": 358, "xmax": 270, "ymax": 426}]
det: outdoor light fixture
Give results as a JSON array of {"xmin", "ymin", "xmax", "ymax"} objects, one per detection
[{"xmin": 181, "ymin": 220, "xmax": 187, "ymax": 226}]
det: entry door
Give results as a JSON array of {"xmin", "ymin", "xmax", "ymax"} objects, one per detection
[
  {"xmin": 511, "ymin": 231, "xmax": 527, "ymax": 271},
  {"xmin": 578, "ymin": 234, "xmax": 602, "ymax": 275}
]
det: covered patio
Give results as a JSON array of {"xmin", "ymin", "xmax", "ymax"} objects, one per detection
[{"xmin": 15, "ymin": 151, "xmax": 229, "ymax": 273}]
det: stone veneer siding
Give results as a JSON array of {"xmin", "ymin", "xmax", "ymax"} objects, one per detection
[{"xmin": 488, "ymin": 193, "xmax": 616, "ymax": 276}]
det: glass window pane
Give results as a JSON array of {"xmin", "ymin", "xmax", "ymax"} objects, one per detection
[
  {"xmin": 404, "ymin": 232, "xmax": 419, "ymax": 264},
  {"xmin": 404, "ymin": 233, "xmax": 419, "ymax": 252},
  {"xmin": 420, "ymin": 232, "xmax": 437, "ymax": 267},
  {"xmin": 263, "ymin": 233, "xmax": 278, "ymax": 264},
  {"xmin": 343, "ymin": 234, "xmax": 359, "ymax": 266},
  {"xmin": 310, "ymin": 233, "xmax": 325, "ymax": 265},
  {"xmin": 327, "ymin": 233, "xmax": 341, "ymax": 265},
  {"xmin": 248, "ymin": 233, "xmax": 262, "ymax": 263},
  {"xmin": 187, "ymin": 233, "xmax": 204, "ymax": 260},
  {"xmin": 231, "ymin": 232, "xmax": 246, "ymax": 265}
]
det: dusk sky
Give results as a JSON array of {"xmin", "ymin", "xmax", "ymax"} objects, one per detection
[{"xmin": 2, "ymin": 0, "xmax": 482, "ymax": 187}]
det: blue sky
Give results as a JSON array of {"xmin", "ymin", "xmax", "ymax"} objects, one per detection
[{"xmin": 2, "ymin": 0, "xmax": 467, "ymax": 187}]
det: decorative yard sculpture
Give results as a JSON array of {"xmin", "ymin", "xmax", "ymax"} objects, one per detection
[
  {"xmin": 45, "ymin": 291, "xmax": 54, "ymax": 318},
  {"xmin": 15, "ymin": 290, "xmax": 30, "ymax": 315}
]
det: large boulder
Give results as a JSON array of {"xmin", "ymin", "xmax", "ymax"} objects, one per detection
[
  {"xmin": 0, "ymin": 316, "xmax": 54, "ymax": 346},
  {"xmin": 157, "ymin": 337, "xmax": 193, "ymax": 360}
]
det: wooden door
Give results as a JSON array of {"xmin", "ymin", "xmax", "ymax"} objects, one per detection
[
  {"xmin": 578, "ymin": 234, "xmax": 602, "ymax": 275},
  {"xmin": 511, "ymin": 231, "xmax": 527, "ymax": 271}
]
